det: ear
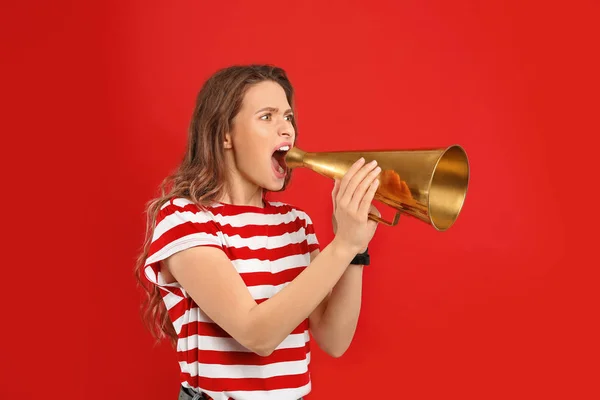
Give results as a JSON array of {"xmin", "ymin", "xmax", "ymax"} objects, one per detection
[{"xmin": 223, "ymin": 132, "xmax": 233, "ymax": 149}]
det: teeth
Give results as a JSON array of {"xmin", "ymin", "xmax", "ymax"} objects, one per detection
[
  {"xmin": 278, "ymin": 165, "xmax": 284, "ymax": 173},
  {"xmin": 278, "ymin": 145, "xmax": 290, "ymax": 152}
]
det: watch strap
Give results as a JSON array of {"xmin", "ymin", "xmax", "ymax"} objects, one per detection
[{"xmin": 350, "ymin": 247, "xmax": 370, "ymax": 266}]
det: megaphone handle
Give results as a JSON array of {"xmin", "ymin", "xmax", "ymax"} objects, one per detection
[{"xmin": 368, "ymin": 210, "xmax": 401, "ymax": 226}]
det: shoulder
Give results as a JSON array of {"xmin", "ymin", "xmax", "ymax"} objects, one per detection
[
  {"xmin": 156, "ymin": 197, "xmax": 222, "ymax": 224},
  {"xmin": 151, "ymin": 197, "xmax": 224, "ymax": 248}
]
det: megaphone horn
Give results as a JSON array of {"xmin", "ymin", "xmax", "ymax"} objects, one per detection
[{"xmin": 284, "ymin": 145, "xmax": 470, "ymax": 231}]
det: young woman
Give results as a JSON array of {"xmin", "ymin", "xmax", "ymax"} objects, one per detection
[{"xmin": 135, "ymin": 65, "xmax": 382, "ymax": 400}]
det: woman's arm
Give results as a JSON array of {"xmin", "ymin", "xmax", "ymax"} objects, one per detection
[
  {"xmin": 308, "ymin": 249, "xmax": 365, "ymax": 358},
  {"xmin": 166, "ymin": 237, "xmax": 356, "ymax": 356},
  {"xmin": 308, "ymin": 174, "xmax": 381, "ymax": 357}
]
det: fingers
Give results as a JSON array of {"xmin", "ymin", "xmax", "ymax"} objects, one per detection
[
  {"xmin": 369, "ymin": 204, "xmax": 381, "ymax": 217},
  {"xmin": 337, "ymin": 157, "xmax": 366, "ymax": 201},
  {"xmin": 331, "ymin": 179, "xmax": 340, "ymax": 210},
  {"xmin": 339, "ymin": 159, "xmax": 380, "ymax": 207},
  {"xmin": 358, "ymin": 178, "xmax": 380, "ymax": 217},
  {"xmin": 349, "ymin": 163, "xmax": 381, "ymax": 210}
]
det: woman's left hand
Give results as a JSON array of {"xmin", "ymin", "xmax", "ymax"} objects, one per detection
[{"xmin": 331, "ymin": 178, "xmax": 380, "ymax": 253}]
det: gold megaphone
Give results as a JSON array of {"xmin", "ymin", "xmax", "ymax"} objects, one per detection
[{"xmin": 285, "ymin": 145, "xmax": 469, "ymax": 231}]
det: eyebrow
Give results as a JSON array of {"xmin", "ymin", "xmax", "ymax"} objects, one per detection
[{"xmin": 255, "ymin": 107, "xmax": 293, "ymax": 115}]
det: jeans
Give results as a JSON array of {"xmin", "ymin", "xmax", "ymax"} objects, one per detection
[{"xmin": 178, "ymin": 385, "xmax": 304, "ymax": 400}]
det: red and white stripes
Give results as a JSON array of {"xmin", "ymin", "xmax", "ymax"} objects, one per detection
[{"xmin": 144, "ymin": 197, "xmax": 319, "ymax": 399}]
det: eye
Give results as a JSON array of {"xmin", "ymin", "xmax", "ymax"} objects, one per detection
[
  {"xmin": 260, "ymin": 113, "xmax": 272, "ymax": 121},
  {"xmin": 284, "ymin": 114, "xmax": 294, "ymax": 122}
]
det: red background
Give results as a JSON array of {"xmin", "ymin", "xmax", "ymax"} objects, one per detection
[{"xmin": 1, "ymin": 1, "xmax": 598, "ymax": 399}]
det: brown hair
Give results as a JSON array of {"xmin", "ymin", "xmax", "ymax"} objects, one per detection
[{"xmin": 134, "ymin": 65, "xmax": 298, "ymax": 346}]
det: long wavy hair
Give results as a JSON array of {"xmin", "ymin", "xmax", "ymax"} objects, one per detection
[{"xmin": 134, "ymin": 65, "xmax": 298, "ymax": 346}]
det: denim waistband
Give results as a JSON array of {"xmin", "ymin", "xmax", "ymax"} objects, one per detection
[{"xmin": 178, "ymin": 385, "xmax": 304, "ymax": 400}]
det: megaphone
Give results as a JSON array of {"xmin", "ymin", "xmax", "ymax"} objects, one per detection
[{"xmin": 285, "ymin": 145, "xmax": 469, "ymax": 231}]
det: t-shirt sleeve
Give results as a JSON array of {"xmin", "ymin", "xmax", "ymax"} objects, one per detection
[{"xmin": 143, "ymin": 200, "xmax": 224, "ymax": 288}]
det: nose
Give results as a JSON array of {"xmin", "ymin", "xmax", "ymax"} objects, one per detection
[
  {"xmin": 277, "ymin": 119, "xmax": 294, "ymax": 139},
  {"xmin": 279, "ymin": 129, "xmax": 292, "ymax": 138}
]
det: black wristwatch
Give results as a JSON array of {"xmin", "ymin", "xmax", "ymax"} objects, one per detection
[{"xmin": 350, "ymin": 247, "xmax": 370, "ymax": 266}]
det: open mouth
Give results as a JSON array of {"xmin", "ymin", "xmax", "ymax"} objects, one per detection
[{"xmin": 271, "ymin": 145, "xmax": 290, "ymax": 176}]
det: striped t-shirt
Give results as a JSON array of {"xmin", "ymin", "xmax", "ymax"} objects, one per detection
[{"xmin": 144, "ymin": 197, "xmax": 320, "ymax": 400}]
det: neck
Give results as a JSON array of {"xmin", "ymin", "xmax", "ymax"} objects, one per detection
[{"xmin": 218, "ymin": 167, "xmax": 265, "ymax": 208}]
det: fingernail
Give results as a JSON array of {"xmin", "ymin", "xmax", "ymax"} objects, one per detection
[{"xmin": 370, "ymin": 160, "xmax": 378, "ymax": 165}]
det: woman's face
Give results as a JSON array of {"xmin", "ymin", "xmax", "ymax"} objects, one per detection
[{"xmin": 225, "ymin": 80, "xmax": 296, "ymax": 192}]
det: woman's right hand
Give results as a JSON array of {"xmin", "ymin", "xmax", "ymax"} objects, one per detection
[{"xmin": 331, "ymin": 157, "xmax": 381, "ymax": 254}]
